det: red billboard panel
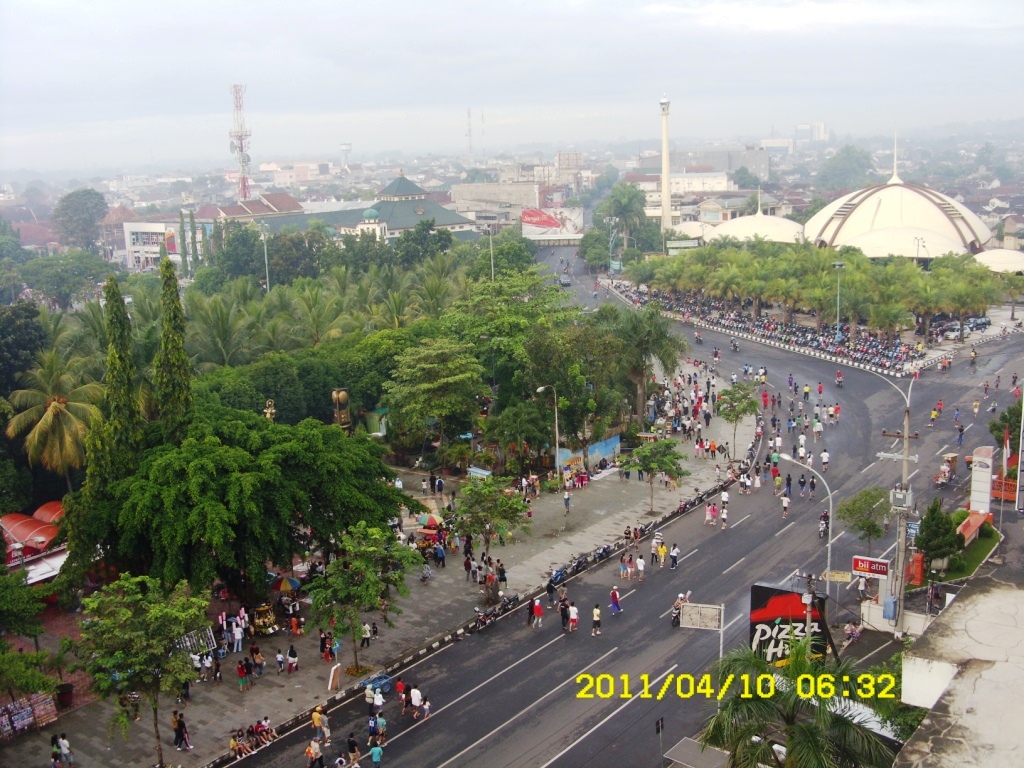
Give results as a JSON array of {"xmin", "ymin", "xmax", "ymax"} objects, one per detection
[{"xmin": 852, "ymin": 556, "xmax": 889, "ymax": 579}]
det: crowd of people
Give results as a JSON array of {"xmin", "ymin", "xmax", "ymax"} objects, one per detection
[{"xmin": 611, "ymin": 284, "xmax": 926, "ymax": 372}]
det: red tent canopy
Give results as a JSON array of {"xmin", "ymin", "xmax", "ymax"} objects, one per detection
[
  {"xmin": 2, "ymin": 513, "xmax": 59, "ymax": 562},
  {"xmin": 33, "ymin": 501, "xmax": 64, "ymax": 523}
]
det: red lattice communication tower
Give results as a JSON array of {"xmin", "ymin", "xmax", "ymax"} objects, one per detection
[{"xmin": 229, "ymin": 84, "xmax": 252, "ymax": 202}]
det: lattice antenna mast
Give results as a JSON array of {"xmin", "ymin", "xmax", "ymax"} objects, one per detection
[
  {"xmin": 229, "ymin": 84, "xmax": 252, "ymax": 202},
  {"xmin": 466, "ymin": 107, "xmax": 473, "ymax": 166}
]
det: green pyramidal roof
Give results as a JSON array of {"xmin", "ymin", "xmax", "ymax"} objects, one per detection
[{"xmin": 377, "ymin": 175, "xmax": 426, "ymax": 198}]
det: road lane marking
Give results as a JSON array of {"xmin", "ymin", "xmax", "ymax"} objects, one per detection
[
  {"xmin": 964, "ymin": 423, "xmax": 974, "ymax": 432},
  {"xmin": 831, "ymin": 531, "xmax": 846, "ymax": 544},
  {"xmin": 890, "ymin": 439, "xmax": 899, "ymax": 449},
  {"xmin": 936, "ymin": 444, "xmax": 949, "ymax": 455},
  {"xmin": 387, "ymin": 633, "xmax": 566, "ymax": 743},
  {"xmin": 731, "ymin": 514, "xmax": 751, "ymax": 528},
  {"xmin": 723, "ymin": 614, "xmax": 743, "ymax": 632},
  {"xmin": 780, "ymin": 568, "xmax": 798, "ymax": 585},
  {"xmin": 851, "ymin": 640, "xmax": 895, "ymax": 666},
  {"xmin": 775, "ymin": 521, "xmax": 796, "ymax": 537},
  {"xmin": 537, "ymin": 664, "xmax": 679, "ymax": 768},
  {"xmin": 681, "ymin": 548, "xmax": 699, "ymax": 561},
  {"xmin": 908, "ymin": 469, "xmax": 919, "ymax": 480},
  {"xmin": 860, "ymin": 462, "xmax": 875, "ymax": 473},
  {"xmin": 722, "ymin": 557, "xmax": 746, "ymax": 574},
  {"xmin": 434, "ymin": 647, "xmax": 620, "ymax": 767}
]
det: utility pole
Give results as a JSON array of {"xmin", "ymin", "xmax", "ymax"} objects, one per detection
[
  {"xmin": 800, "ymin": 571, "xmax": 818, "ymax": 652},
  {"xmin": 878, "ymin": 386, "xmax": 919, "ymax": 639}
]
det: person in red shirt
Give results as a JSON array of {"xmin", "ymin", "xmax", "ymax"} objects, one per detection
[{"xmin": 531, "ymin": 599, "xmax": 543, "ymax": 629}]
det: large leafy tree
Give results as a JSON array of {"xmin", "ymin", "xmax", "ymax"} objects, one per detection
[
  {"xmin": 307, "ymin": 521, "xmax": 423, "ymax": 673},
  {"xmin": 0, "ymin": 301, "xmax": 48, "ymax": 397},
  {"xmin": 18, "ymin": 250, "xmax": 114, "ymax": 310},
  {"xmin": 817, "ymin": 145, "xmax": 878, "ymax": 190},
  {"xmin": 5, "ymin": 350, "xmax": 103, "ymax": 492},
  {"xmin": 622, "ymin": 439, "xmax": 690, "ymax": 512},
  {"xmin": 382, "ymin": 337, "xmax": 486, "ymax": 448},
  {"xmin": 51, "ymin": 188, "xmax": 108, "ymax": 251},
  {"xmin": 915, "ymin": 497, "xmax": 961, "ymax": 568},
  {"xmin": 103, "ymin": 403, "xmax": 407, "ymax": 600},
  {"xmin": 393, "ymin": 219, "xmax": 453, "ymax": 269},
  {"xmin": 453, "ymin": 475, "xmax": 531, "ymax": 603},
  {"xmin": 153, "ymin": 255, "xmax": 193, "ymax": 441},
  {"xmin": 699, "ymin": 635, "xmax": 894, "ymax": 767},
  {"xmin": 69, "ymin": 575, "xmax": 208, "ymax": 768}
]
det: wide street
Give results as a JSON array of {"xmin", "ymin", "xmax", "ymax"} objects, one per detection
[{"xmin": 248, "ymin": 250, "xmax": 1022, "ymax": 767}]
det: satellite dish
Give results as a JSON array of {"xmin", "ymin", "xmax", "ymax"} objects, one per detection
[{"xmin": 230, "ymin": 140, "xmax": 237, "ymax": 154}]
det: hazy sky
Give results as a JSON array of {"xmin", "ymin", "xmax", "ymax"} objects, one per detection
[{"xmin": 1, "ymin": 0, "xmax": 1021, "ymax": 173}]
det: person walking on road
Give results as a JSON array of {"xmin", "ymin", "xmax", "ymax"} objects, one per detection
[
  {"xmin": 610, "ymin": 587, "xmax": 623, "ymax": 615},
  {"xmin": 568, "ymin": 602, "xmax": 579, "ymax": 632},
  {"xmin": 531, "ymin": 599, "xmax": 544, "ymax": 629},
  {"xmin": 781, "ymin": 494, "xmax": 791, "ymax": 519},
  {"xmin": 957, "ymin": 424, "xmax": 965, "ymax": 446},
  {"xmin": 669, "ymin": 544, "xmax": 680, "ymax": 570},
  {"xmin": 636, "ymin": 555, "xmax": 646, "ymax": 583},
  {"xmin": 820, "ymin": 450, "xmax": 830, "ymax": 472},
  {"xmin": 592, "ymin": 604, "xmax": 602, "ymax": 636}
]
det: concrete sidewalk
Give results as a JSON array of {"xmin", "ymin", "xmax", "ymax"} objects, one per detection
[{"xmin": 0, "ymin": 413, "xmax": 750, "ymax": 768}]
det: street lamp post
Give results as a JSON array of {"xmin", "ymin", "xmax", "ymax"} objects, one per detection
[
  {"xmin": 537, "ymin": 385, "xmax": 561, "ymax": 490},
  {"xmin": 832, "ymin": 262, "xmax": 845, "ymax": 342},
  {"xmin": 781, "ymin": 453, "xmax": 834, "ymax": 602},
  {"xmin": 257, "ymin": 221, "xmax": 272, "ymax": 292}
]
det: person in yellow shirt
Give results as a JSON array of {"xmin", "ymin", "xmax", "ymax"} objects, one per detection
[{"xmin": 657, "ymin": 542, "xmax": 668, "ymax": 568}]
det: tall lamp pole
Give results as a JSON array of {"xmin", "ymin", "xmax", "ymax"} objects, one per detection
[
  {"xmin": 257, "ymin": 221, "xmax": 272, "ymax": 292},
  {"xmin": 538, "ymin": 385, "xmax": 561, "ymax": 489},
  {"xmin": 832, "ymin": 262, "xmax": 845, "ymax": 342},
  {"xmin": 782, "ymin": 454, "xmax": 834, "ymax": 602}
]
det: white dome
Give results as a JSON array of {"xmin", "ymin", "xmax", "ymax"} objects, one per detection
[
  {"xmin": 673, "ymin": 221, "xmax": 708, "ymax": 239},
  {"xmin": 804, "ymin": 178, "xmax": 991, "ymax": 258},
  {"xmin": 975, "ymin": 249, "xmax": 1024, "ymax": 273},
  {"xmin": 706, "ymin": 210, "xmax": 804, "ymax": 244}
]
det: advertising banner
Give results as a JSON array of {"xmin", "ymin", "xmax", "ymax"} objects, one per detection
[
  {"xmin": 521, "ymin": 207, "xmax": 584, "ymax": 242},
  {"xmin": 749, "ymin": 584, "xmax": 830, "ymax": 664},
  {"xmin": 852, "ymin": 556, "xmax": 890, "ymax": 580}
]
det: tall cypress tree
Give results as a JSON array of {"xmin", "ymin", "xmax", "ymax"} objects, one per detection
[
  {"xmin": 189, "ymin": 211, "xmax": 199, "ymax": 276},
  {"xmin": 178, "ymin": 210, "xmax": 189, "ymax": 276},
  {"xmin": 153, "ymin": 252, "xmax": 193, "ymax": 441}
]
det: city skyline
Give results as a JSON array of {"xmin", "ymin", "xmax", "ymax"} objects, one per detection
[{"xmin": 1, "ymin": 0, "xmax": 1022, "ymax": 173}]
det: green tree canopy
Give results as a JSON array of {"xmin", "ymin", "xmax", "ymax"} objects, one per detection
[
  {"xmin": 818, "ymin": 145, "xmax": 878, "ymax": 190},
  {"xmin": 153, "ymin": 256, "xmax": 193, "ymax": 442},
  {"xmin": 0, "ymin": 301, "xmax": 48, "ymax": 398},
  {"xmin": 622, "ymin": 439, "xmax": 690, "ymax": 512},
  {"xmin": 834, "ymin": 487, "xmax": 888, "ymax": 556},
  {"xmin": 916, "ymin": 497, "xmax": 961, "ymax": 567},
  {"xmin": 18, "ymin": 250, "xmax": 113, "ymax": 310},
  {"xmin": 308, "ymin": 521, "xmax": 423, "ymax": 673},
  {"xmin": 716, "ymin": 382, "xmax": 761, "ymax": 457},
  {"xmin": 729, "ymin": 166, "xmax": 762, "ymax": 190},
  {"xmin": 51, "ymin": 188, "xmax": 109, "ymax": 251},
  {"xmin": 69, "ymin": 575, "xmax": 208, "ymax": 768},
  {"xmin": 454, "ymin": 476, "xmax": 531, "ymax": 602},
  {"xmin": 382, "ymin": 336, "xmax": 486, "ymax": 447}
]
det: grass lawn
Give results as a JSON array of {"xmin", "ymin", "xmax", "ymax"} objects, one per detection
[{"xmin": 944, "ymin": 534, "xmax": 999, "ymax": 580}]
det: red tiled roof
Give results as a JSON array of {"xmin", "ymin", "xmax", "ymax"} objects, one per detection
[
  {"xmin": 12, "ymin": 221, "xmax": 55, "ymax": 247},
  {"xmin": 101, "ymin": 204, "xmax": 140, "ymax": 225},
  {"xmin": 241, "ymin": 200, "xmax": 273, "ymax": 215},
  {"xmin": 218, "ymin": 205, "xmax": 250, "ymax": 217},
  {"xmin": 261, "ymin": 193, "xmax": 303, "ymax": 213},
  {"xmin": 194, "ymin": 204, "xmax": 221, "ymax": 220}
]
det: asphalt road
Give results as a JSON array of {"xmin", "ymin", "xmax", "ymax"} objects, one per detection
[{"xmin": 254, "ymin": 254, "xmax": 1021, "ymax": 766}]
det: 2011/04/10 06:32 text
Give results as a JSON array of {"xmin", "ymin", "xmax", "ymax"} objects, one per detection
[{"xmin": 575, "ymin": 673, "xmax": 896, "ymax": 700}]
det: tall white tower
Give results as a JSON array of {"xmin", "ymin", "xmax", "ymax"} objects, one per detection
[{"xmin": 660, "ymin": 96, "xmax": 671, "ymax": 234}]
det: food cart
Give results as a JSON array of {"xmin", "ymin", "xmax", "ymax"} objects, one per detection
[{"xmin": 253, "ymin": 603, "xmax": 280, "ymax": 636}]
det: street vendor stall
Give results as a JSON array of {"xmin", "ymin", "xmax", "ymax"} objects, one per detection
[{"xmin": 253, "ymin": 603, "xmax": 280, "ymax": 636}]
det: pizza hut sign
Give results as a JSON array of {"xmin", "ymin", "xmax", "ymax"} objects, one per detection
[{"xmin": 852, "ymin": 556, "xmax": 889, "ymax": 580}]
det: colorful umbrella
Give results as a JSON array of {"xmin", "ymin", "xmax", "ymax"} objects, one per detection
[
  {"xmin": 418, "ymin": 513, "xmax": 444, "ymax": 527},
  {"xmin": 270, "ymin": 575, "xmax": 302, "ymax": 592}
]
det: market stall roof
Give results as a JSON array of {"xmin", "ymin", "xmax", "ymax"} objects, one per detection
[
  {"xmin": 1, "ymin": 513, "xmax": 59, "ymax": 549},
  {"xmin": 33, "ymin": 501, "xmax": 64, "ymax": 523}
]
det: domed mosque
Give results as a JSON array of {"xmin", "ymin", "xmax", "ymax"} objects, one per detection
[{"xmin": 803, "ymin": 139, "xmax": 992, "ymax": 260}]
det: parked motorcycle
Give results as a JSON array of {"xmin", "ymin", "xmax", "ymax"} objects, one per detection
[
  {"xmin": 570, "ymin": 553, "xmax": 590, "ymax": 575},
  {"xmin": 474, "ymin": 605, "xmax": 499, "ymax": 630},
  {"xmin": 498, "ymin": 592, "xmax": 520, "ymax": 615},
  {"xmin": 592, "ymin": 544, "xmax": 613, "ymax": 562},
  {"xmin": 548, "ymin": 563, "xmax": 571, "ymax": 590}
]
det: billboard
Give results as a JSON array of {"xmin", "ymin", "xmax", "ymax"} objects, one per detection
[
  {"xmin": 521, "ymin": 207, "xmax": 584, "ymax": 242},
  {"xmin": 749, "ymin": 584, "xmax": 831, "ymax": 664},
  {"xmin": 852, "ymin": 556, "xmax": 889, "ymax": 580}
]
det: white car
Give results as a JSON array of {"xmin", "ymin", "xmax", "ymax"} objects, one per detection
[{"xmin": 944, "ymin": 327, "xmax": 971, "ymax": 340}]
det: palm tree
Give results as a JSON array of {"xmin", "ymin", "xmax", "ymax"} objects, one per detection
[
  {"xmin": 5, "ymin": 350, "xmax": 103, "ymax": 492},
  {"xmin": 185, "ymin": 292, "xmax": 252, "ymax": 371},
  {"xmin": 291, "ymin": 284, "xmax": 344, "ymax": 347},
  {"xmin": 599, "ymin": 182, "xmax": 647, "ymax": 255},
  {"xmin": 615, "ymin": 303, "xmax": 685, "ymax": 418},
  {"xmin": 374, "ymin": 290, "xmax": 418, "ymax": 329},
  {"xmin": 700, "ymin": 636, "xmax": 894, "ymax": 768}
]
